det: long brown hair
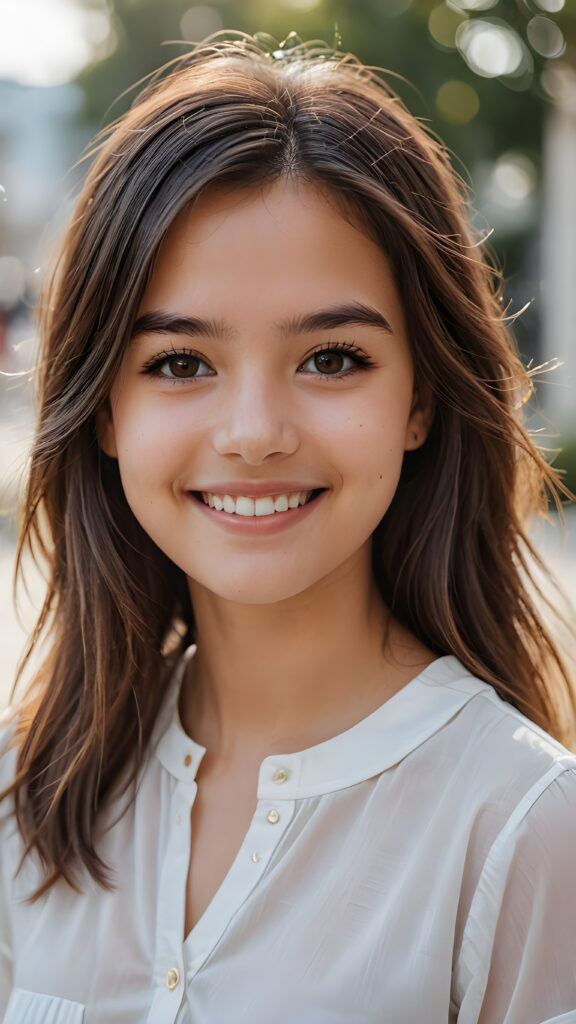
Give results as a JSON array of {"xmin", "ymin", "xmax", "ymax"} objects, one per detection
[{"xmin": 5, "ymin": 33, "xmax": 575, "ymax": 895}]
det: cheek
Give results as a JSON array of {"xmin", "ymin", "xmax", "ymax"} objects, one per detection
[
  {"xmin": 112, "ymin": 396, "xmax": 201, "ymax": 472},
  {"xmin": 336, "ymin": 398, "xmax": 412, "ymax": 470},
  {"xmin": 338, "ymin": 405, "xmax": 412, "ymax": 524}
]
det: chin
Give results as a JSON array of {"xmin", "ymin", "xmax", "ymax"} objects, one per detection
[{"xmin": 187, "ymin": 566, "xmax": 326, "ymax": 608}]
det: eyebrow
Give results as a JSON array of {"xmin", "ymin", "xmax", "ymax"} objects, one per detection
[
  {"xmin": 131, "ymin": 302, "xmax": 393, "ymax": 341},
  {"xmin": 131, "ymin": 311, "xmax": 232, "ymax": 340},
  {"xmin": 280, "ymin": 303, "xmax": 393, "ymax": 336}
]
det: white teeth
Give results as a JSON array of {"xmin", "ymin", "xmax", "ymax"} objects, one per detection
[
  {"xmin": 235, "ymin": 497, "xmax": 255, "ymax": 517},
  {"xmin": 255, "ymin": 496, "xmax": 275, "ymax": 517},
  {"xmin": 201, "ymin": 490, "xmax": 313, "ymax": 516}
]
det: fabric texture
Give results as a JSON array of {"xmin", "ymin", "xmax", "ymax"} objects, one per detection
[{"xmin": 1, "ymin": 649, "xmax": 576, "ymax": 1023}]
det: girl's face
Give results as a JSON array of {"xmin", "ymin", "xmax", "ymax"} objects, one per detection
[{"xmin": 100, "ymin": 180, "xmax": 431, "ymax": 605}]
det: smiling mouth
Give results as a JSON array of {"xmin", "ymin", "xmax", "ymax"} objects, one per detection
[{"xmin": 196, "ymin": 489, "xmax": 324, "ymax": 517}]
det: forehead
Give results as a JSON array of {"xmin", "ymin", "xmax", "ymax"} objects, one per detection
[{"xmin": 139, "ymin": 179, "xmax": 406, "ymax": 333}]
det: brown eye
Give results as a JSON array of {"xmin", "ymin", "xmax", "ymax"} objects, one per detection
[
  {"xmin": 143, "ymin": 349, "xmax": 213, "ymax": 380},
  {"xmin": 165, "ymin": 355, "xmax": 201, "ymax": 378},
  {"xmin": 313, "ymin": 351, "xmax": 345, "ymax": 374},
  {"xmin": 298, "ymin": 345, "xmax": 372, "ymax": 378}
]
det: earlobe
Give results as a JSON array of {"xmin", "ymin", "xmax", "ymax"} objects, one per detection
[
  {"xmin": 95, "ymin": 402, "xmax": 118, "ymax": 459},
  {"xmin": 404, "ymin": 387, "xmax": 435, "ymax": 452}
]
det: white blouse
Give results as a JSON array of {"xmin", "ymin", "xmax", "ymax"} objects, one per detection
[{"xmin": 1, "ymin": 650, "xmax": 576, "ymax": 1024}]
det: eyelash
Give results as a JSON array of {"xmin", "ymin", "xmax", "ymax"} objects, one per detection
[
  {"xmin": 141, "ymin": 342, "xmax": 376, "ymax": 381},
  {"xmin": 141, "ymin": 348, "xmax": 213, "ymax": 381},
  {"xmin": 300, "ymin": 342, "xmax": 376, "ymax": 379}
]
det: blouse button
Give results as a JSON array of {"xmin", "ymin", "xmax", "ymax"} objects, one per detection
[
  {"xmin": 166, "ymin": 966, "xmax": 180, "ymax": 990},
  {"xmin": 267, "ymin": 808, "xmax": 280, "ymax": 824},
  {"xmin": 251, "ymin": 851, "xmax": 261, "ymax": 863},
  {"xmin": 272, "ymin": 768, "xmax": 288, "ymax": 784},
  {"xmin": 184, "ymin": 754, "xmax": 192, "ymax": 767}
]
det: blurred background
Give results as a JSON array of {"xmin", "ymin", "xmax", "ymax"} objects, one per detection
[{"xmin": 0, "ymin": 0, "xmax": 575, "ymax": 706}]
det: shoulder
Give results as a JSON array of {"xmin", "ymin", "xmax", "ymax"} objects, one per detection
[
  {"xmin": 415, "ymin": 657, "xmax": 576, "ymax": 892},
  {"xmin": 428, "ymin": 662, "xmax": 576, "ymax": 1018},
  {"xmin": 421, "ymin": 655, "xmax": 576, "ymax": 785},
  {"xmin": 453, "ymin": 749, "xmax": 576, "ymax": 1019}
]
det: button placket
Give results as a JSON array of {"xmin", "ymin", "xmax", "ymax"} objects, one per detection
[
  {"xmin": 185, "ymin": 797, "xmax": 296, "ymax": 979},
  {"xmin": 246, "ymin": 797, "xmax": 294, "ymax": 869},
  {"xmin": 148, "ymin": 778, "xmax": 194, "ymax": 1019},
  {"xmin": 261, "ymin": 758, "xmax": 299, "ymax": 798},
  {"xmin": 166, "ymin": 966, "xmax": 181, "ymax": 990},
  {"xmin": 246, "ymin": 760, "xmax": 297, "ymax": 874}
]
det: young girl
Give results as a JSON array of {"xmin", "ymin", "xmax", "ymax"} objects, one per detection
[{"xmin": 1, "ymin": 32, "xmax": 575, "ymax": 1024}]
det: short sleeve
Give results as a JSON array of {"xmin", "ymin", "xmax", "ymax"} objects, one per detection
[{"xmin": 455, "ymin": 763, "xmax": 576, "ymax": 1024}]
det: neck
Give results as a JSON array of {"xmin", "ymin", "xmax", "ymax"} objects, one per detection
[{"xmin": 180, "ymin": 553, "xmax": 433, "ymax": 763}]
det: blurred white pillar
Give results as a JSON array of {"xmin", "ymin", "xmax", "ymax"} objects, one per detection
[{"xmin": 541, "ymin": 65, "xmax": 576, "ymax": 436}]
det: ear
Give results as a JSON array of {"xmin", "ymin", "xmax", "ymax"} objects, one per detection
[
  {"xmin": 404, "ymin": 384, "xmax": 435, "ymax": 452},
  {"xmin": 95, "ymin": 401, "xmax": 118, "ymax": 459}
]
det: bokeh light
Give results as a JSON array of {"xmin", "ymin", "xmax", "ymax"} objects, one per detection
[
  {"xmin": 0, "ymin": 0, "xmax": 115, "ymax": 88},
  {"xmin": 436, "ymin": 79, "xmax": 480, "ymax": 123},
  {"xmin": 491, "ymin": 153, "xmax": 537, "ymax": 203},
  {"xmin": 180, "ymin": 6, "xmax": 224, "ymax": 42},
  {"xmin": 280, "ymin": 0, "xmax": 323, "ymax": 9},
  {"xmin": 448, "ymin": 0, "xmax": 498, "ymax": 11},
  {"xmin": 534, "ymin": 0, "xmax": 565, "ymax": 12},
  {"xmin": 541, "ymin": 62, "xmax": 576, "ymax": 103},
  {"xmin": 456, "ymin": 19, "xmax": 528, "ymax": 78},
  {"xmin": 527, "ymin": 17, "xmax": 566, "ymax": 59},
  {"xmin": 428, "ymin": 4, "xmax": 467, "ymax": 49}
]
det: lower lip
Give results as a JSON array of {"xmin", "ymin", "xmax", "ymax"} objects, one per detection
[{"xmin": 188, "ymin": 490, "xmax": 326, "ymax": 536}]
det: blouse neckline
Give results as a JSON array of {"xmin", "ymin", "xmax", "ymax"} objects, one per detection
[{"xmin": 153, "ymin": 647, "xmax": 491, "ymax": 797}]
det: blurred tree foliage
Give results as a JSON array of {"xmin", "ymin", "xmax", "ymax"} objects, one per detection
[
  {"xmin": 79, "ymin": 0, "xmax": 574, "ymax": 152},
  {"xmin": 75, "ymin": 0, "xmax": 575, "ymax": 362}
]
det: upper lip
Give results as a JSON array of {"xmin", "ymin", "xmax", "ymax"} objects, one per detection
[{"xmin": 192, "ymin": 482, "xmax": 323, "ymax": 497}]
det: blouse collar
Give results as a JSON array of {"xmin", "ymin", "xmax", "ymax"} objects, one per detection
[{"xmin": 153, "ymin": 647, "xmax": 490, "ymax": 797}]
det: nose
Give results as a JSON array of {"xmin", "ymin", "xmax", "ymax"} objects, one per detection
[{"xmin": 211, "ymin": 371, "xmax": 300, "ymax": 465}]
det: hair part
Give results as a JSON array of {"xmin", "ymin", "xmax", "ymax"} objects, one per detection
[{"xmin": 4, "ymin": 32, "xmax": 574, "ymax": 897}]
